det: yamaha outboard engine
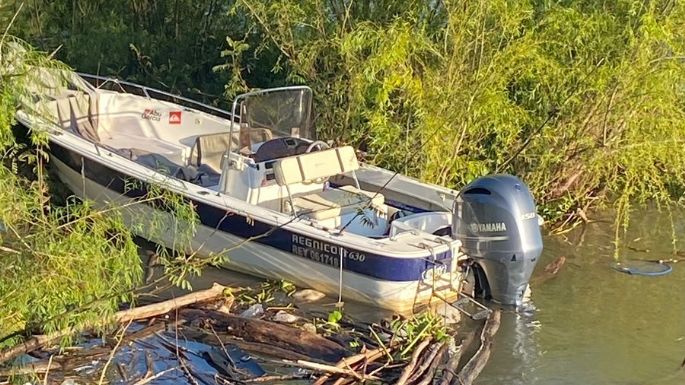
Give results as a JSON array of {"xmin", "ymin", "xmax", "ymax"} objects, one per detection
[{"xmin": 453, "ymin": 174, "xmax": 543, "ymax": 306}]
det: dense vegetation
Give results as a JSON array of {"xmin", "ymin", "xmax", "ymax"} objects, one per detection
[
  {"xmin": 7, "ymin": 0, "xmax": 685, "ymax": 231},
  {"xmin": 1, "ymin": 0, "xmax": 685, "ymax": 358},
  {"xmin": 0, "ymin": 36, "xmax": 143, "ymax": 348},
  {"xmin": 0, "ymin": 36, "xmax": 212, "ymax": 352}
]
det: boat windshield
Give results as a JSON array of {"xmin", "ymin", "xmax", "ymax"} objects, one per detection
[{"xmin": 230, "ymin": 87, "xmax": 314, "ymax": 153}]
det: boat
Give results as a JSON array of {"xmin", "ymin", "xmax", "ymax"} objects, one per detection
[{"xmin": 16, "ymin": 72, "xmax": 543, "ymax": 311}]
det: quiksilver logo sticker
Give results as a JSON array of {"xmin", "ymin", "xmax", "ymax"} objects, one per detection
[{"xmin": 169, "ymin": 111, "xmax": 182, "ymax": 124}]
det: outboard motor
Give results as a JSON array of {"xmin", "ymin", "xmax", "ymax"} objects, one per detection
[{"xmin": 452, "ymin": 174, "xmax": 543, "ymax": 306}]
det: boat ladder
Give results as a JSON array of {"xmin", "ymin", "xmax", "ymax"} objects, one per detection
[{"xmin": 433, "ymin": 262, "xmax": 492, "ymax": 321}]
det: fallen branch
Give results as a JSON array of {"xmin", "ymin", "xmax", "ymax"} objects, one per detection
[
  {"xmin": 456, "ymin": 310, "xmax": 501, "ymax": 385},
  {"xmin": 394, "ymin": 337, "xmax": 432, "ymax": 385},
  {"xmin": 132, "ymin": 367, "xmax": 178, "ymax": 385},
  {"xmin": 0, "ymin": 331, "xmax": 72, "ymax": 366},
  {"xmin": 414, "ymin": 343, "xmax": 448, "ymax": 385},
  {"xmin": 241, "ymin": 373, "xmax": 310, "ymax": 383},
  {"xmin": 438, "ymin": 333, "xmax": 475, "ymax": 385},
  {"xmin": 407, "ymin": 341, "xmax": 445, "ymax": 384},
  {"xmin": 182, "ymin": 327, "xmax": 315, "ymax": 362},
  {"xmin": 0, "ymin": 283, "xmax": 228, "ymax": 364},
  {"xmin": 282, "ymin": 359, "xmax": 379, "ymax": 381},
  {"xmin": 312, "ymin": 344, "xmax": 395, "ymax": 385},
  {"xmin": 116, "ymin": 283, "xmax": 227, "ymax": 323},
  {"xmin": 0, "ymin": 359, "xmax": 61, "ymax": 376}
]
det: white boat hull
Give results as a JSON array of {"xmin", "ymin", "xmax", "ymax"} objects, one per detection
[{"xmin": 52, "ymin": 156, "xmax": 460, "ymax": 311}]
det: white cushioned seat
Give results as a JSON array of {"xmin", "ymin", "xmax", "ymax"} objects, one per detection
[
  {"xmin": 189, "ymin": 128, "xmax": 273, "ymax": 173},
  {"xmin": 285, "ymin": 185, "xmax": 385, "ymax": 220},
  {"xmin": 273, "ymin": 146, "xmax": 385, "ymax": 219}
]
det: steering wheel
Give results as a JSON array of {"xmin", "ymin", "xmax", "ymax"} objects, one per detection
[{"xmin": 305, "ymin": 140, "xmax": 330, "ymax": 153}]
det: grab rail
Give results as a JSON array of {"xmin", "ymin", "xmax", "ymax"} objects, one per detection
[{"xmin": 76, "ymin": 73, "xmax": 235, "ymax": 121}]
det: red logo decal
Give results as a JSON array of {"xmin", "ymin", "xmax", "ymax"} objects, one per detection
[
  {"xmin": 142, "ymin": 109, "xmax": 161, "ymax": 121},
  {"xmin": 169, "ymin": 111, "xmax": 182, "ymax": 124}
]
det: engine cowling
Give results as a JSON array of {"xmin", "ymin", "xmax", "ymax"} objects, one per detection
[{"xmin": 452, "ymin": 174, "xmax": 543, "ymax": 306}]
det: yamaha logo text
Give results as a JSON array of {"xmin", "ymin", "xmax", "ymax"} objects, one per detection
[{"xmin": 469, "ymin": 222, "xmax": 507, "ymax": 233}]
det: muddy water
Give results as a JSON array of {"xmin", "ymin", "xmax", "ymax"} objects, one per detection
[
  {"xmin": 148, "ymin": 209, "xmax": 685, "ymax": 385},
  {"xmin": 478, "ymin": 210, "xmax": 685, "ymax": 385}
]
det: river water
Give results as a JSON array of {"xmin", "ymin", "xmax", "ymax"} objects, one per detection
[
  {"xmin": 478, "ymin": 209, "xmax": 685, "ymax": 385},
  {"xmin": 149, "ymin": 209, "xmax": 685, "ymax": 385}
]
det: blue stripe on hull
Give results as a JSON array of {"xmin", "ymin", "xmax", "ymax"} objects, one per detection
[{"xmin": 49, "ymin": 140, "xmax": 451, "ymax": 281}]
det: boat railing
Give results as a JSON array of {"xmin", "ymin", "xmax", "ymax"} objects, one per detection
[{"xmin": 77, "ymin": 73, "xmax": 235, "ymax": 121}]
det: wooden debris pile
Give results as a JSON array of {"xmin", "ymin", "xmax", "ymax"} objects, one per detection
[{"xmin": 0, "ymin": 283, "xmax": 502, "ymax": 384}]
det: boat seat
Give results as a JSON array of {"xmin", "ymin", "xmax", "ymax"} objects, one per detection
[
  {"xmin": 188, "ymin": 129, "xmax": 273, "ymax": 173},
  {"xmin": 273, "ymin": 146, "xmax": 385, "ymax": 220},
  {"xmin": 284, "ymin": 186, "xmax": 385, "ymax": 220},
  {"xmin": 53, "ymin": 93, "xmax": 100, "ymax": 142}
]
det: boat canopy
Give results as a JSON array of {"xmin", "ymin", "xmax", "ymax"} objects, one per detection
[{"xmin": 229, "ymin": 87, "xmax": 314, "ymax": 154}]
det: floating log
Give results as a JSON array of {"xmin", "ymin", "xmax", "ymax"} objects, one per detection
[
  {"xmin": 179, "ymin": 308, "xmax": 348, "ymax": 363},
  {"xmin": 456, "ymin": 310, "xmax": 501, "ymax": 385}
]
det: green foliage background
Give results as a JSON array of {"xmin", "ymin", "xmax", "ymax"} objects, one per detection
[
  {"xmin": 0, "ymin": 37, "xmax": 142, "ymax": 348},
  {"xmin": 7, "ymin": 0, "xmax": 683, "ymax": 230},
  {"xmin": 0, "ymin": 35, "xmax": 213, "ymax": 352},
  {"xmin": 231, "ymin": 0, "xmax": 685, "ymax": 232},
  {"xmin": 0, "ymin": 0, "xmax": 684, "ymax": 360}
]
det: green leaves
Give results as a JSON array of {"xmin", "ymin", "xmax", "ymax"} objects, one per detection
[
  {"xmin": 236, "ymin": 0, "xmax": 685, "ymax": 235},
  {"xmin": 327, "ymin": 309, "xmax": 343, "ymax": 325}
]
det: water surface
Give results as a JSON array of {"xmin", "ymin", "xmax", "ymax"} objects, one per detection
[
  {"xmin": 145, "ymin": 209, "xmax": 685, "ymax": 385},
  {"xmin": 478, "ymin": 210, "xmax": 685, "ymax": 385}
]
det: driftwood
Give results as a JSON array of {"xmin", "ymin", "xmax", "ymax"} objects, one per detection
[
  {"xmin": 407, "ymin": 341, "xmax": 445, "ymax": 384},
  {"xmin": 179, "ymin": 308, "xmax": 348, "ymax": 363},
  {"xmin": 282, "ymin": 359, "xmax": 380, "ymax": 381},
  {"xmin": 182, "ymin": 327, "xmax": 315, "ymax": 362},
  {"xmin": 313, "ymin": 343, "xmax": 396, "ymax": 385},
  {"xmin": 0, "ymin": 331, "xmax": 73, "ymax": 367},
  {"xmin": 438, "ymin": 332, "xmax": 476, "ymax": 385},
  {"xmin": 414, "ymin": 343, "xmax": 448, "ymax": 385},
  {"xmin": 0, "ymin": 359, "xmax": 61, "ymax": 376},
  {"xmin": 132, "ymin": 367, "xmax": 178, "ymax": 385},
  {"xmin": 394, "ymin": 337, "xmax": 432, "ymax": 385},
  {"xmin": 242, "ymin": 373, "xmax": 309, "ymax": 383},
  {"xmin": 0, "ymin": 283, "xmax": 228, "ymax": 365},
  {"xmin": 115, "ymin": 283, "xmax": 227, "ymax": 323},
  {"xmin": 456, "ymin": 310, "xmax": 501, "ymax": 385},
  {"xmin": 312, "ymin": 345, "xmax": 389, "ymax": 385}
]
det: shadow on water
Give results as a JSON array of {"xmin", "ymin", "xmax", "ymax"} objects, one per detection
[{"xmin": 477, "ymin": 209, "xmax": 685, "ymax": 385}]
